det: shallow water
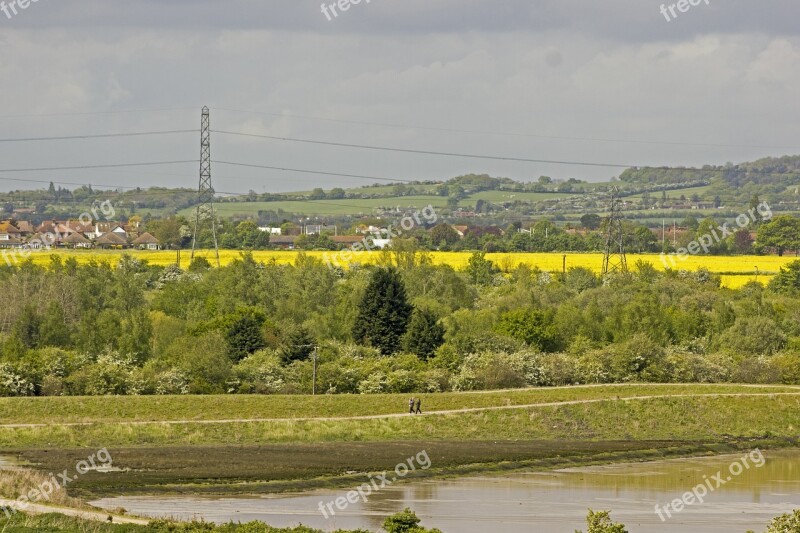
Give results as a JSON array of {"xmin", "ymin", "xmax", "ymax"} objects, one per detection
[{"xmin": 91, "ymin": 449, "xmax": 800, "ymax": 532}]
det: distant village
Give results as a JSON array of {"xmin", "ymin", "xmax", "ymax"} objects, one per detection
[{"xmin": 0, "ymin": 219, "xmax": 162, "ymax": 251}]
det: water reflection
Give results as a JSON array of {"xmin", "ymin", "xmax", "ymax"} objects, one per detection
[{"xmin": 91, "ymin": 449, "xmax": 800, "ymax": 532}]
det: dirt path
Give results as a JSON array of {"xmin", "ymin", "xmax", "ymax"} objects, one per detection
[
  {"xmin": 0, "ymin": 497, "xmax": 149, "ymax": 524},
  {"xmin": 2, "ymin": 390, "xmax": 797, "ymax": 429}
]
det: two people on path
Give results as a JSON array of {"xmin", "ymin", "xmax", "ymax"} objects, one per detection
[{"xmin": 408, "ymin": 397, "xmax": 422, "ymax": 414}]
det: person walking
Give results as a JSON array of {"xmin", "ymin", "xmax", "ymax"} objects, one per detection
[
  {"xmin": 409, "ymin": 397, "xmax": 415, "ymax": 414},
  {"xmin": 414, "ymin": 397, "xmax": 422, "ymax": 414}
]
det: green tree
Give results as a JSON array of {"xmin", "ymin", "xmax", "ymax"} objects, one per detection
[
  {"xmin": 717, "ymin": 316, "xmax": 787, "ymax": 356},
  {"xmin": 226, "ymin": 308, "xmax": 267, "ymax": 361},
  {"xmin": 280, "ymin": 325, "xmax": 316, "ymax": 364},
  {"xmin": 328, "ymin": 187, "xmax": 346, "ymax": 199},
  {"xmin": 296, "ymin": 233, "xmax": 336, "ymax": 250},
  {"xmin": 38, "ymin": 301, "xmax": 71, "ymax": 348},
  {"xmin": 494, "ymin": 308, "xmax": 559, "ymax": 352},
  {"xmin": 466, "ymin": 251, "xmax": 498, "ymax": 286},
  {"xmin": 236, "ymin": 220, "xmax": 270, "ymax": 249},
  {"xmin": 353, "ymin": 267, "xmax": 412, "ymax": 355},
  {"xmin": 682, "ymin": 216, "xmax": 700, "ymax": 231},
  {"xmin": 429, "ymin": 223, "xmax": 460, "ymax": 247},
  {"xmin": 758, "ymin": 215, "xmax": 800, "ymax": 256},
  {"xmin": 13, "ymin": 305, "xmax": 41, "ymax": 349},
  {"xmin": 733, "ymin": 228, "xmax": 754, "ymax": 254},
  {"xmin": 402, "ymin": 308, "xmax": 445, "ymax": 360},
  {"xmin": 149, "ymin": 217, "xmax": 183, "ymax": 249},
  {"xmin": 188, "ymin": 256, "xmax": 212, "ymax": 272},
  {"xmin": 770, "ymin": 260, "xmax": 800, "ymax": 294},
  {"xmin": 580, "ymin": 214, "xmax": 602, "ymax": 230}
]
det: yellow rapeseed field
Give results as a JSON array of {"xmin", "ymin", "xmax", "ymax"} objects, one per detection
[{"xmin": 7, "ymin": 249, "xmax": 794, "ymax": 289}]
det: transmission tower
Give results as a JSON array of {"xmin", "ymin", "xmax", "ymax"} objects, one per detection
[
  {"xmin": 191, "ymin": 106, "xmax": 220, "ymax": 267},
  {"xmin": 601, "ymin": 187, "xmax": 628, "ymax": 277}
]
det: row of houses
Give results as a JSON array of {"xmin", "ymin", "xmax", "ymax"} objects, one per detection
[{"xmin": 0, "ymin": 220, "xmax": 162, "ymax": 250}]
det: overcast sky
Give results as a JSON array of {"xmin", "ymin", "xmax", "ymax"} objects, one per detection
[{"xmin": 0, "ymin": 0, "xmax": 798, "ymax": 193}]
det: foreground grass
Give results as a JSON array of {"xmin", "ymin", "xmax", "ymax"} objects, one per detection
[
  {"xmin": 1, "ymin": 384, "xmax": 796, "ymax": 425},
  {"xmin": 0, "ymin": 513, "xmax": 368, "ymax": 532},
  {"xmin": 2, "ymin": 392, "xmax": 799, "ymax": 449}
]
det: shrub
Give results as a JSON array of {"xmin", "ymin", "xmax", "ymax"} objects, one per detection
[
  {"xmin": 382, "ymin": 508, "xmax": 442, "ymax": 533},
  {"xmin": 451, "ymin": 352, "xmax": 526, "ymax": 391},
  {"xmin": 579, "ymin": 509, "xmax": 628, "ymax": 533},
  {"xmin": 764, "ymin": 509, "xmax": 800, "ymax": 532},
  {"xmin": 718, "ymin": 316, "xmax": 787, "ymax": 356}
]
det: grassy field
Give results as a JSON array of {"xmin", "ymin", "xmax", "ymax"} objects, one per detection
[
  {"xmin": 1, "ymin": 384, "xmax": 794, "ymax": 425},
  {"xmin": 190, "ymin": 190, "xmax": 579, "ymax": 217},
  {"xmin": 185, "ymin": 195, "xmax": 447, "ymax": 217},
  {"xmin": 4, "ymin": 384, "xmax": 800, "ymax": 499},
  {"xmin": 12, "ymin": 249, "xmax": 792, "ymax": 288},
  {"xmin": 2, "ymin": 385, "xmax": 799, "ymax": 450},
  {"xmin": 458, "ymin": 190, "xmax": 580, "ymax": 205}
]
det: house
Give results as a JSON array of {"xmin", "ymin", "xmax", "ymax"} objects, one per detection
[
  {"xmin": 0, "ymin": 222, "xmax": 22, "ymax": 245},
  {"xmin": 63, "ymin": 220, "xmax": 94, "ymax": 234},
  {"xmin": 95, "ymin": 231, "xmax": 128, "ymax": 249},
  {"xmin": 15, "ymin": 221, "xmax": 34, "ymax": 236},
  {"xmin": 259, "ymin": 227, "xmax": 282, "ymax": 235},
  {"xmin": 451, "ymin": 225, "xmax": 469, "ymax": 238},
  {"xmin": 132, "ymin": 232, "xmax": 161, "ymax": 250},
  {"xmin": 269, "ymin": 236, "xmax": 298, "ymax": 249},
  {"xmin": 62, "ymin": 232, "xmax": 92, "ymax": 249},
  {"xmin": 91, "ymin": 222, "xmax": 115, "ymax": 238},
  {"xmin": 27, "ymin": 233, "xmax": 53, "ymax": 249},
  {"xmin": 36, "ymin": 221, "xmax": 69, "ymax": 243},
  {"xmin": 90, "ymin": 222, "xmax": 126, "ymax": 239},
  {"xmin": 304, "ymin": 224, "xmax": 337, "ymax": 235}
]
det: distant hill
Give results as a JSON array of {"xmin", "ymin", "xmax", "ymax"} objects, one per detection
[{"xmin": 3, "ymin": 156, "xmax": 800, "ymax": 224}]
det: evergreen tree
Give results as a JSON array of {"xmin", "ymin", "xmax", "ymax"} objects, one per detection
[
  {"xmin": 13, "ymin": 305, "xmax": 41, "ymax": 349},
  {"xmin": 226, "ymin": 308, "xmax": 267, "ymax": 361},
  {"xmin": 353, "ymin": 267, "xmax": 412, "ymax": 355},
  {"xmin": 38, "ymin": 302, "xmax": 71, "ymax": 348},
  {"xmin": 402, "ymin": 308, "xmax": 444, "ymax": 360},
  {"xmin": 280, "ymin": 325, "xmax": 316, "ymax": 364}
]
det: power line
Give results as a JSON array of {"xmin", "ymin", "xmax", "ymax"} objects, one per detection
[
  {"xmin": 214, "ymin": 130, "xmax": 800, "ymax": 176},
  {"xmin": 0, "ymin": 107, "xmax": 197, "ymax": 120},
  {"xmin": 215, "ymin": 160, "xmax": 413, "ymax": 183},
  {"xmin": 214, "ymin": 107, "xmax": 798, "ymax": 151},
  {"xmin": 0, "ymin": 130, "xmax": 197, "ymax": 143},
  {"xmin": 0, "ymin": 161, "xmax": 196, "ymax": 177},
  {"xmin": 214, "ymin": 129, "xmax": 635, "ymax": 168}
]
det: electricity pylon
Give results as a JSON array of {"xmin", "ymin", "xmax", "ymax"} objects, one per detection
[
  {"xmin": 601, "ymin": 187, "xmax": 628, "ymax": 277},
  {"xmin": 190, "ymin": 106, "xmax": 220, "ymax": 267}
]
